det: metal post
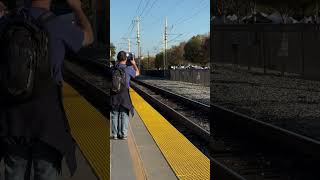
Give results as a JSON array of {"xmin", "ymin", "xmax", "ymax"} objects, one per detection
[
  {"xmin": 136, "ymin": 16, "xmax": 141, "ymax": 70},
  {"xmin": 163, "ymin": 33, "xmax": 165, "ymax": 77},
  {"xmin": 164, "ymin": 17, "xmax": 168, "ymax": 77}
]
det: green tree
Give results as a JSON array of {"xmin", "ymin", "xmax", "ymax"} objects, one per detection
[
  {"xmin": 202, "ymin": 36, "xmax": 210, "ymax": 64},
  {"xmin": 141, "ymin": 56, "xmax": 156, "ymax": 70},
  {"xmin": 184, "ymin": 35, "xmax": 208, "ymax": 65},
  {"xmin": 167, "ymin": 42, "xmax": 186, "ymax": 66},
  {"xmin": 155, "ymin": 52, "xmax": 164, "ymax": 69}
]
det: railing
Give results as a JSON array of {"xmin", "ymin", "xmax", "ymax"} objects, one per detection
[{"xmin": 143, "ymin": 69, "xmax": 210, "ymax": 86}]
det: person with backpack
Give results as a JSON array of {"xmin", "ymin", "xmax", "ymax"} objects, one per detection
[
  {"xmin": 0, "ymin": 0, "xmax": 93, "ymax": 179},
  {"xmin": 111, "ymin": 51, "xmax": 140, "ymax": 140}
]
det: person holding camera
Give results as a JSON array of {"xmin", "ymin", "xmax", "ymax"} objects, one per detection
[
  {"xmin": 0, "ymin": 0, "xmax": 93, "ymax": 179},
  {"xmin": 110, "ymin": 51, "xmax": 140, "ymax": 140}
]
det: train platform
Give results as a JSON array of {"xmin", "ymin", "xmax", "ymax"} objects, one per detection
[
  {"xmin": 1, "ymin": 81, "xmax": 209, "ymax": 180},
  {"xmin": 110, "ymin": 88, "xmax": 210, "ymax": 180}
]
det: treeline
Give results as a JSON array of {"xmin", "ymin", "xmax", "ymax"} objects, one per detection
[
  {"xmin": 217, "ymin": 0, "xmax": 319, "ymax": 19},
  {"xmin": 153, "ymin": 34, "xmax": 210, "ymax": 69}
]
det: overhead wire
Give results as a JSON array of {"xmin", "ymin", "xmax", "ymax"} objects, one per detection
[
  {"xmin": 171, "ymin": 0, "xmax": 208, "ymax": 27},
  {"xmin": 141, "ymin": 0, "xmax": 158, "ymax": 19},
  {"xmin": 145, "ymin": 0, "xmax": 185, "ymax": 28},
  {"xmin": 138, "ymin": 0, "xmax": 151, "ymax": 17}
]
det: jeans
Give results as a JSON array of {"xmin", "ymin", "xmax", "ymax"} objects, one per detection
[
  {"xmin": 111, "ymin": 106, "xmax": 129, "ymax": 138},
  {"xmin": 2, "ymin": 137, "xmax": 61, "ymax": 180}
]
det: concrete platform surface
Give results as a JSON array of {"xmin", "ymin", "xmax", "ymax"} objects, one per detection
[
  {"xmin": 130, "ymin": 111, "xmax": 177, "ymax": 180},
  {"xmin": 110, "ymin": 138, "xmax": 136, "ymax": 180},
  {"xmin": 110, "ymin": 110, "xmax": 177, "ymax": 180}
]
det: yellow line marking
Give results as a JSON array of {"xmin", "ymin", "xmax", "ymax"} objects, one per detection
[
  {"xmin": 130, "ymin": 88, "xmax": 210, "ymax": 180},
  {"xmin": 63, "ymin": 83, "xmax": 109, "ymax": 180}
]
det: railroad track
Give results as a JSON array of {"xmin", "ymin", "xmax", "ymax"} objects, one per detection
[
  {"xmin": 131, "ymin": 79, "xmax": 210, "ymax": 138},
  {"xmin": 126, "ymin": 69, "xmax": 320, "ymax": 180},
  {"xmin": 63, "ymin": 60, "xmax": 111, "ymax": 117},
  {"xmin": 130, "ymin": 78, "xmax": 211, "ymax": 157},
  {"xmin": 212, "ymin": 104, "xmax": 320, "ymax": 179}
]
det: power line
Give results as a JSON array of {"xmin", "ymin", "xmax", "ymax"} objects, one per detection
[
  {"xmin": 125, "ymin": 22, "xmax": 134, "ymax": 37},
  {"xmin": 171, "ymin": 0, "xmax": 208, "ymax": 26},
  {"xmin": 145, "ymin": 0, "xmax": 185, "ymax": 28},
  {"xmin": 139, "ymin": 0, "xmax": 151, "ymax": 17},
  {"xmin": 139, "ymin": 0, "xmax": 209, "ymax": 58},
  {"xmin": 167, "ymin": 34, "xmax": 183, "ymax": 43},
  {"xmin": 128, "ymin": 21, "xmax": 135, "ymax": 37},
  {"xmin": 141, "ymin": 0, "xmax": 158, "ymax": 19},
  {"xmin": 119, "ymin": 0, "xmax": 145, "ymax": 43},
  {"xmin": 135, "ymin": 0, "xmax": 144, "ymax": 15},
  {"xmin": 174, "ymin": 3, "xmax": 209, "ymax": 26}
]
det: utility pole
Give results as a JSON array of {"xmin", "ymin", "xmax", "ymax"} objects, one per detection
[
  {"xmin": 134, "ymin": 16, "xmax": 141, "ymax": 70},
  {"xmin": 163, "ymin": 17, "xmax": 168, "ymax": 77},
  {"xmin": 162, "ymin": 33, "xmax": 165, "ymax": 75},
  {"xmin": 165, "ymin": 17, "xmax": 168, "ymax": 70}
]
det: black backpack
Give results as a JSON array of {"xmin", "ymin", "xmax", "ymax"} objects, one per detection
[
  {"xmin": 0, "ymin": 8, "xmax": 55, "ymax": 103},
  {"xmin": 111, "ymin": 65, "xmax": 126, "ymax": 94}
]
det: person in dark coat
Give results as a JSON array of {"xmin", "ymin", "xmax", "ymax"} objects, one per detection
[
  {"xmin": 0, "ymin": 0, "xmax": 93, "ymax": 179},
  {"xmin": 111, "ymin": 51, "xmax": 140, "ymax": 140}
]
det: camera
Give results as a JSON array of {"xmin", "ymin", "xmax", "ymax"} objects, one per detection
[{"xmin": 126, "ymin": 52, "xmax": 135, "ymax": 66}]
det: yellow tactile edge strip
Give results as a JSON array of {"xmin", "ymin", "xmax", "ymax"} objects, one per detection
[
  {"xmin": 130, "ymin": 88, "xmax": 210, "ymax": 180},
  {"xmin": 63, "ymin": 83, "xmax": 109, "ymax": 180}
]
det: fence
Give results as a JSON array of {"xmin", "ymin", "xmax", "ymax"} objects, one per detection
[
  {"xmin": 143, "ymin": 69, "xmax": 210, "ymax": 86},
  {"xmin": 143, "ymin": 70, "xmax": 169, "ymax": 78},
  {"xmin": 213, "ymin": 24, "xmax": 320, "ymax": 80},
  {"xmin": 169, "ymin": 69, "xmax": 210, "ymax": 86}
]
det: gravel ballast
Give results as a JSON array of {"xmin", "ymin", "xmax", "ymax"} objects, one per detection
[
  {"xmin": 212, "ymin": 63, "xmax": 320, "ymax": 140},
  {"xmin": 137, "ymin": 76, "xmax": 210, "ymax": 105}
]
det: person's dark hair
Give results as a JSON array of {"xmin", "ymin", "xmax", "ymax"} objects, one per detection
[{"xmin": 117, "ymin": 51, "xmax": 127, "ymax": 61}]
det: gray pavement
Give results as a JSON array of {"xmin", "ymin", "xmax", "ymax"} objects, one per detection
[
  {"xmin": 110, "ymin": 130, "xmax": 136, "ymax": 180},
  {"xmin": 110, "ymin": 110, "xmax": 177, "ymax": 180},
  {"xmin": 130, "ymin": 111, "xmax": 177, "ymax": 180}
]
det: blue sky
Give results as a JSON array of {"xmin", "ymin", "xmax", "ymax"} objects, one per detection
[{"xmin": 110, "ymin": 0, "xmax": 210, "ymax": 56}]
